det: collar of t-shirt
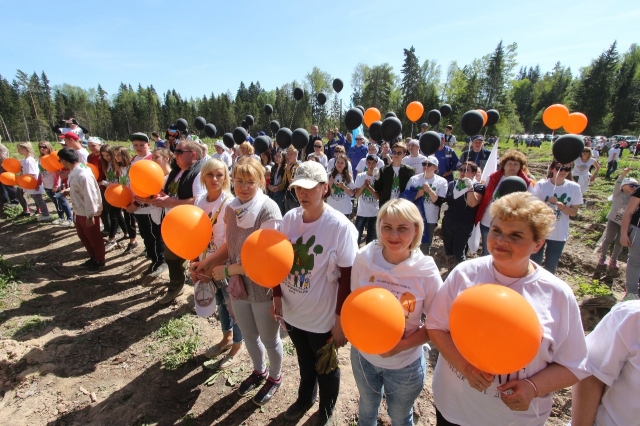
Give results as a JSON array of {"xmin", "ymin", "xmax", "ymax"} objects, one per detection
[{"xmin": 392, "ymin": 166, "xmax": 400, "ymax": 174}]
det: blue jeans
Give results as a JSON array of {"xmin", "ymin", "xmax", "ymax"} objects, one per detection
[
  {"xmin": 44, "ymin": 188, "xmax": 72, "ymax": 220},
  {"xmin": 530, "ymin": 239, "xmax": 566, "ymax": 274},
  {"xmin": 351, "ymin": 346, "xmax": 426, "ymax": 426},
  {"xmin": 355, "ymin": 216, "xmax": 377, "ymax": 245},
  {"xmin": 606, "ymin": 160, "xmax": 617, "ymax": 179},
  {"xmin": 215, "ymin": 286, "xmax": 242, "ymax": 343},
  {"xmin": 480, "ymin": 223, "xmax": 490, "ymax": 256}
]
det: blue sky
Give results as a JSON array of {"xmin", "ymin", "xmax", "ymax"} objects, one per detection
[{"xmin": 1, "ymin": 0, "xmax": 637, "ymax": 101}]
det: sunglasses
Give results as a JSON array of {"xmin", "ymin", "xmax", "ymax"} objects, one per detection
[
  {"xmin": 38, "ymin": 146, "xmax": 47, "ymax": 149},
  {"xmin": 422, "ymin": 162, "xmax": 436, "ymax": 167},
  {"xmin": 392, "ymin": 150, "xmax": 404, "ymax": 156},
  {"xmin": 314, "ymin": 145, "xmax": 323, "ymax": 148},
  {"xmin": 582, "ymin": 150, "xmax": 590, "ymax": 153},
  {"xmin": 628, "ymin": 184, "xmax": 639, "ymax": 189},
  {"xmin": 459, "ymin": 168, "xmax": 473, "ymax": 173},
  {"xmin": 554, "ymin": 166, "xmax": 572, "ymax": 172},
  {"xmin": 175, "ymin": 149, "xmax": 193, "ymax": 155}
]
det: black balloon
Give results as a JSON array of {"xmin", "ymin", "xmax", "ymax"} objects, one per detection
[
  {"xmin": 419, "ymin": 131, "xmax": 441, "ymax": 156},
  {"xmin": 270, "ymin": 120, "xmax": 280, "ymax": 133},
  {"xmin": 316, "ymin": 92, "xmax": 327, "ymax": 106},
  {"xmin": 497, "ymin": 176, "xmax": 528, "ymax": 197},
  {"xmin": 233, "ymin": 127, "xmax": 248, "ymax": 144},
  {"xmin": 222, "ymin": 133, "xmax": 235, "ymax": 148},
  {"xmin": 356, "ymin": 105, "xmax": 365, "ymax": 114},
  {"xmin": 345, "ymin": 108, "xmax": 364, "ymax": 130},
  {"xmin": 369, "ymin": 121, "xmax": 382, "ymax": 142},
  {"xmin": 552, "ymin": 134, "xmax": 585, "ymax": 164},
  {"xmin": 427, "ymin": 109, "xmax": 441, "ymax": 126},
  {"xmin": 276, "ymin": 128, "xmax": 293, "ymax": 149},
  {"xmin": 264, "ymin": 104, "xmax": 273, "ymax": 115},
  {"xmin": 460, "ymin": 110, "xmax": 485, "ymax": 136},
  {"xmin": 292, "ymin": 128, "xmax": 310, "ymax": 150},
  {"xmin": 333, "ymin": 78, "xmax": 344, "ymax": 93},
  {"xmin": 439, "ymin": 104, "xmax": 452, "ymax": 118},
  {"xmin": 254, "ymin": 135, "xmax": 271, "ymax": 154},
  {"xmin": 293, "ymin": 87, "xmax": 304, "ymax": 101},
  {"xmin": 486, "ymin": 109, "xmax": 500, "ymax": 127},
  {"xmin": 385, "ymin": 111, "xmax": 397, "ymax": 118},
  {"xmin": 176, "ymin": 118, "xmax": 188, "ymax": 132},
  {"xmin": 381, "ymin": 117, "xmax": 402, "ymax": 142},
  {"xmin": 194, "ymin": 117, "xmax": 206, "ymax": 131},
  {"xmin": 204, "ymin": 123, "xmax": 217, "ymax": 138},
  {"xmin": 245, "ymin": 115, "xmax": 254, "ymax": 126},
  {"xmin": 241, "ymin": 120, "xmax": 248, "ymax": 129}
]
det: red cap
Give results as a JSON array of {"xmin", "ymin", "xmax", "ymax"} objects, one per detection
[{"xmin": 62, "ymin": 131, "xmax": 79, "ymax": 141}]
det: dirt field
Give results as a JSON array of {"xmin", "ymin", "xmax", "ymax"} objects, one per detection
[{"xmin": 0, "ymin": 151, "xmax": 627, "ymax": 425}]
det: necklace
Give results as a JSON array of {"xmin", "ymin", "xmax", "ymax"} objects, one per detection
[{"xmin": 491, "ymin": 260, "xmax": 535, "ymax": 287}]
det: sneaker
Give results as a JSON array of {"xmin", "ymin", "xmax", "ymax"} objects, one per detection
[
  {"xmin": 100, "ymin": 223, "xmax": 104, "ymax": 232},
  {"xmin": 37, "ymin": 215, "xmax": 52, "ymax": 222},
  {"xmin": 598, "ymin": 257, "xmax": 606, "ymax": 266},
  {"xmin": 219, "ymin": 346, "xmax": 244, "ymax": 369},
  {"xmin": 117, "ymin": 236, "xmax": 130, "ymax": 243},
  {"xmin": 89, "ymin": 261, "xmax": 106, "ymax": 271},
  {"xmin": 252, "ymin": 375, "xmax": 282, "ymax": 406},
  {"xmin": 104, "ymin": 240, "xmax": 118, "ymax": 252},
  {"xmin": 204, "ymin": 343, "xmax": 232, "ymax": 359},
  {"xmin": 609, "ymin": 260, "xmax": 619, "ymax": 269},
  {"xmin": 79, "ymin": 259, "xmax": 97, "ymax": 269},
  {"xmin": 157, "ymin": 288, "xmax": 184, "ymax": 304},
  {"xmin": 148, "ymin": 262, "xmax": 168, "ymax": 278},
  {"xmin": 52, "ymin": 218, "xmax": 64, "ymax": 225},
  {"xmin": 237, "ymin": 370, "xmax": 267, "ymax": 396},
  {"xmin": 123, "ymin": 242, "xmax": 138, "ymax": 254},
  {"xmin": 284, "ymin": 398, "xmax": 316, "ymax": 421},
  {"xmin": 63, "ymin": 219, "xmax": 74, "ymax": 227}
]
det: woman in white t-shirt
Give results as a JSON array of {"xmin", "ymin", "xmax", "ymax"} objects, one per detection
[
  {"xmin": 530, "ymin": 160, "xmax": 583, "ymax": 274},
  {"xmin": 354, "ymin": 155, "xmax": 381, "ymax": 245},
  {"xmin": 189, "ymin": 159, "xmax": 242, "ymax": 369},
  {"xmin": 308, "ymin": 140, "xmax": 328, "ymax": 169},
  {"xmin": 327, "ymin": 154, "xmax": 355, "ymax": 216},
  {"xmin": 572, "ymin": 147, "xmax": 600, "ymax": 195},
  {"xmin": 17, "ymin": 142, "xmax": 50, "ymax": 221},
  {"xmin": 38, "ymin": 141, "xmax": 72, "ymax": 226},
  {"xmin": 351, "ymin": 199, "xmax": 443, "ymax": 425},
  {"xmin": 427, "ymin": 192, "xmax": 589, "ymax": 426},
  {"xmin": 272, "ymin": 161, "xmax": 358, "ymax": 424},
  {"xmin": 571, "ymin": 301, "xmax": 640, "ymax": 426}
]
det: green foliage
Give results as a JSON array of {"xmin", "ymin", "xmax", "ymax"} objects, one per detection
[
  {"xmin": 0, "ymin": 256, "xmax": 25, "ymax": 309},
  {"xmin": 575, "ymin": 279, "xmax": 613, "ymax": 297},
  {"xmin": 152, "ymin": 315, "xmax": 200, "ymax": 370}
]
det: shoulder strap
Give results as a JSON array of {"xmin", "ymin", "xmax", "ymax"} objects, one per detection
[{"xmin": 202, "ymin": 194, "xmax": 230, "ymax": 259}]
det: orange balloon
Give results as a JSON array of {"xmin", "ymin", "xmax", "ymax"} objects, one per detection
[
  {"xmin": 105, "ymin": 184, "xmax": 133, "ymax": 208},
  {"xmin": 161, "ymin": 205, "xmax": 212, "ymax": 260},
  {"xmin": 241, "ymin": 229, "xmax": 294, "ymax": 288},
  {"xmin": 130, "ymin": 181, "xmax": 153, "ymax": 198},
  {"xmin": 476, "ymin": 109, "xmax": 488, "ymax": 126},
  {"xmin": 563, "ymin": 112, "xmax": 588, "ymax": 134},
  {"xmin": 449, "ymin": 284, "xmax": 542, "ymax": 375},
  {"xmin": 129, "ymin": 160, "xmax": 164, "ymax": 197},
  {"xmin": 86, "ymin": 163, "xmax": 100, "ymax": 180},
  {"xmin": 2, "ymin": 158, "xmax": 21, "ymax": 173},
  {"xmin": 40, "ymin": 155, "xmax": 58, "ymax": 173},
  {"xmin": 16, "ymin": 174, "xmax": 38, "ymax": 190},
  {"xmin": 0, "ymin": 172, "xmax": 16, "ymax": 186},
  {"xmin": 406, "ymin": 101, "xmax": 424, "ymax": 122},
  {"xmin": 542, "ymin": 104, "xmax": 569, "ymax": 130},
  {"xmin": 341, "ymin": 286, "xmax": 405, "ymax": 355},
  {"xmin": 49, "ymin": 151, "xmax": 65, "ymax": 170},
  {"xmin": 363, "ymin": 108, "xmax": 382, "ymax": 127}
]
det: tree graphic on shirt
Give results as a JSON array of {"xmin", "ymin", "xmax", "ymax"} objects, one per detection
[
  {"xmin": 544, "ymin": 193, "xmax": 571, "ymax": 220},
  {"xmin": 289, "ymin": 235, "xmax": 324, "ymax": 289}
]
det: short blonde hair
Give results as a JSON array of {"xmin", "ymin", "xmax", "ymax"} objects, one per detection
[
  {"xmin": 376, "ymin": 199, "xmax": 424, "ymax": 251},
  {"xmin": 489, "ymin": 192, "xmax": 555, "ymax": 241},
  {"xmin": 240, "ymin": 142, "xmax": 255, "ymax": 155},
  {"xmin": 232, "ymin": 157, "xmax": 265, "ymax": 190},
  {"xmin": 17, "ymin": 142, "xmax": 35, "ymax": 157},
  {"xmin": 200, "ymin": 158, "xmax": 231, "ymax": 193}
]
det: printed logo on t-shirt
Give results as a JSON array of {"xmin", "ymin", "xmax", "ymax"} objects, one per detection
[
  {"xmin": 167, "ymin": 181, "xmax": 179, "ymax": 198},
  {"xmin": 234, "ymin": 207, "xmax": 248, "ymax": 220},
  {"xmin": 390, "ymin": 173, "xmax": 400, "ymax": 199},
  {"xmin": 205, "ymin": 211, "xmax": 218, "ymax": 255},
  {"xmin": 195, "ymin": 281, "xmax": 215, "ymax": 308},
  {"xmin": 106, "ymin": 170, "xmax": 117, "ymax": 183},
  {"xmin": 286, "ymin": 235, "xmax": 324, "ymax": 292},
  {"xmin": 544, "ymin": 193, "xmax": 571, "ymax": 220},
  {"xmin": 331, "ymin": 175, "xmax": 346, "ymax": 200}
]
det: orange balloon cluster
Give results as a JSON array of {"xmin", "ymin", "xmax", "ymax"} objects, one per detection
[
  {"xmin": 16, "ymin": 175, "xmax": 38, "ymax": 190},
  {"xmin": 105, "ymin": 184, "xmax": 133, "ymax": 208},
  {"xmin": 341, "ymin": 286, "xmax": 405, "ymax": 355},
  {"xmin": 2, "ymin": 158, "xmax": 21, "ymax": 173},
  {"xmin": 49, "ymin": 151, "xmax": 64, "ymax": 170},
  {"xmin": 161, "ymin": 205, "xmax": 212, "ymax": 260},
  {"xmin": 477, "ymin": 109, "xmax": 488, "ymax": 126},
  {"xmin": 449, "ymin": 284, "xmax": 542, "ymax": 375},
  {"xmin": 564, "ymin": 112, "xmax": 588, "ymax": 134},
  {"xmin": 129, "ymin": 160, "xmax": 164, "ymax": 197},
  {"xmin": 0, "ymin": 172, "xmax": 16, "ymax": 186},
  {"xmin": 543, "ymin": 104, "xmax": 588, "ymax": 134},
  {"xmin": 241, "ymin": 229, "xmax": 294, "ymax": 288},
  {"xmin": 86, "ymin": 163, "xmax": 100, "ymax": 180},
  {"xmin": 40, "ymin": 155, "xmax": 58, "ymax": 173},
  {"xmin": 406, "ymin": 101, "xmax": 424, "ymax": 122},
  {"xmin": 363, "ymin": 108, "xmax": 381, "ymax": 127}
]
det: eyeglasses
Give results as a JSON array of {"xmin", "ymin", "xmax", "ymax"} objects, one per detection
[
  {"xmin": 234, "ymin": 179, "xmax": 257, "ymax": 188},
  {"xmin": 314, "ymin": 145, "xmax": 323, "ymax": 148},
  {"xmin": 554, "ymin": 166, "xmax": 572, "ymax": 172},
  {"xmin": 392, "ymin": 150, "xmax": 404, "ymax": 156},
  {"xmin": 175, "ymin": 149, "xmax": 193, "ymax": 155},
  {"xmin": 459, "ymin": 168, "xmax": 473, "ymax": 173}
]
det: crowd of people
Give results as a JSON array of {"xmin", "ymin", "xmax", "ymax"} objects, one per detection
[{"xmin": 1, "ymin": 119, "xmax": 639, "ymax": 426}]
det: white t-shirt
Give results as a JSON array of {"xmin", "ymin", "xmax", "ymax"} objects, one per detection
[
  {"xmin": 592, "ymin": 149, "xmax": 600, "ymax": 160},
  {"xmin": 194, "ymin": 192, "xmax": 234, "ymax": 259},
  {"xmin": 407, "ymin": 174, "xmax": 448, "ymax": 223},
  {"xmin": 402, "ymin": 154, "xmax": 427, "ymax": 175},
  {"xmin": 573, "ymin": 157, "xmax": 596, "ymax": 177},
  {"xmin": 41, "ymin": 170, "xmax": 56, "ymax": 189},
  {"xmin": 280, "ymin": 205, "xmax": 358, "ymax": 333},
  {"xmin": 585, "ymin": 301, "xmax": 640, "ymax": 426},
  {"xmin": 20, "ymin": 157, "xmax": 43, "ymax": 194},
  {"xmin": 76, "ymin": 148, "xmax": 89, "ymax": 163},
  {"xmin": 327, "ymin": 173, "xmax": 355, "ymax": 215},
  {"xmin": 212, "ymin": 151, "xmax": 233, "ymax": 168},
  {"xmin": 531, "ymin": 179, "xmax": 583, "ymax": 241},
  {"xmin": 355, "ymin": 157, "xmax": 384, "ymax": 173},
  {"xmin": 354, "ymin": 172, "xmax": 379, "ymax": 218},
  {"xmin": 308, "ymin": 153, "xmax": 328, "ymax": 170},
  {"xmin": 480, "ymin": 175, "xmax": 533, "ymax": 227},
  {"xmin": 426, "ymin": 256, "xmax": 589, "ymax": 426},
  {"xmin": 608, "ymin": 148, "xmax": 620, "ymax": 162},
  {"xmin": 59, "ymin": 126, "xmax": 85, "ymax": 141},
  {"xmin": 351, "ymin": 243, "xmax": 442, "ymax": 369}
]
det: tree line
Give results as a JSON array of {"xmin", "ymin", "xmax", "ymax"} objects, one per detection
[{"xmin": 0, "ymin": 40, "xmax": 638, "ymax": 144}]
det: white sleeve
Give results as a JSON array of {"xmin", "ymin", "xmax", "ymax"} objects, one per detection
[
  {"xmin": 350, "ymin": 254, "xmax": 365, "ymax": 291},
  {"xmin": 356, "ymin": 159, "xmax": 365, "ymax": 173},
  {"xmin": 192, "ymin": 173, "xmax": 207, "ymax": 198},
  {"xmin": 436, "ymin": 179, "xmax": 448, "ymax": 197},
  {"xmin": 337, "ymin": 221, "xmax": 358, "ymax": 268},
  {"xmin": 425, "ymin": 269, "xmax": 463, "ymax": 331},
  {"xmin": 571, "ymin": 182, "xmax": 584, "ymax": 206}
]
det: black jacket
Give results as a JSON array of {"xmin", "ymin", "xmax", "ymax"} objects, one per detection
[
  {"xmin": 373, "ymin": 164, "xmax": 415, "ymax": 208},
  {"xmin": 164, "ymin": 159, "xmax": 204, "ymax": 199}
]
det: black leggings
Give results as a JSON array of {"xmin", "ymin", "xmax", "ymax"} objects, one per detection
[
  {"xmin": 105, "ymin": 200, "xmax": 136, "ymax": 239},
  {"xmin": 436, "ymin": 408, "xmax": 460, "ymax": 426}
]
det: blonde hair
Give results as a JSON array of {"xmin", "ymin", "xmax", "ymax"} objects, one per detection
[
  {"xmin": 17, "ymin": 142, "xmax": 35, "ymax": 157},
  {"xmin": 240, "ymin": 141, "xmax": 255, "ymax": 156},
  {"xmin": 200, "ymin": 158, "xmax": 231, "ymax": 193},
  {"xmin": 232, "ymin": 157, "xmax": 266, "ymax": 190},
  {"xmin": 38, "ymin": 141, "xmax": 54, "ymax": 157},
  {"xmin": 489, "ymin": 192, "xmax": 555, "ymax": 241},
  {"xmin": 376, "ymin": 199, "xmax": 424, "ymax": 251}
]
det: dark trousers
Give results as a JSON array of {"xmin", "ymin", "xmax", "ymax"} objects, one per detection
[
  {"xmin": 355, "ymin": 215, "xmax": 377, "ymax": 245},
  {"xmin": 100, "ymin": 190, "xmax": 111, "ymax": 234},
  {"xmin": 0, "ymin": 182, "xmax": 16, "ymax": 205},
  {"xmin": 442, "ymin": 216, "xmax": 474, "ymax": 262},
  {"xmin": 285, "ymin": 322, "xmax": 340, "ymax": 420},
  {"xmin": 74, "ymin": 215, "xmax": 106, "ymax": 262},
  {"xmin": 105, "ymin": 200, "xmax": 136, "ymax": 239},
  {"xmin": 44, "ymin": 188, "xmax": 72, "ymax": 220},
  {"xmin": 436, "ymin": 408, "xmax": 460, "ymax": 426},
  {"xmin": 164, "ymin": 245, "xmax": 187, "ymax": 292},
  {"xmin": 134, "ymin": 213, "xmax": 164, "ymax": 265},
  {"xmin": 606, "ymin": 160, "xmax": 618, "ymax": 179}
]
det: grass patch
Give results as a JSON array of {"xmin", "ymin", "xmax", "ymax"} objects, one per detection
[
  {"xmin": 150, "ymin": 315, "xmax": 201, "ymax": 370},
  {"xmin": 12, "ymin": 315, "xmax": 51, "ymax": 337},
  {"xmin": 574, "ymin": 278, "xmax": 613, "ymax": 298},
  {"xmin": 0, "ymin": 256, "xmax": 25, "ymax": 309},
  {"xmin": 283, "ymin": 337, "xmax": 295, "ymax": 356}
]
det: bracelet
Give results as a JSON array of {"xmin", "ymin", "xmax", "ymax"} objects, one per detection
[
  {"xmin": 224, "ymin": 265, "xmax": 230, "ymax": 278},
  {"xmin": 523, "ymin": 378, "xmax": 538, "ymax": 397}
]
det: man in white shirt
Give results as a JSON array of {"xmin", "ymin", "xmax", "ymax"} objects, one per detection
[
  {"xmin": 401, "ymin": 139, "xmax": 427, "ymax": 174},
  {"xmin": 606, "ymin": 144, "xmax": 621, "ymax": 180},
  {"xmin": 444, "ymin": 125, "xmax": 457, "ymax": 147},
  {"xmin": 60, "ymin": 131, "xmax": 89, "ymax": 163}
]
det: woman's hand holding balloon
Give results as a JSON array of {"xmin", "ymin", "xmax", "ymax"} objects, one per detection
[
  {"xmin": 462, "ymin": 364, "xmax": 494, "ymax": 392},
  {"xmin": 498, "ymin": 379, "xmax": 537, "ymax": 411}
]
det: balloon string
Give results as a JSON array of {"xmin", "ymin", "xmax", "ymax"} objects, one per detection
[{"xmin": 290, "ymin": 101, "xmax": 298, "ymax": 129}]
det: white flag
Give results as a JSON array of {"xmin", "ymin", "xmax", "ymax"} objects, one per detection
[{"xmin": 467, "ymin": 141, "xmax": 499, "ymax": 253}]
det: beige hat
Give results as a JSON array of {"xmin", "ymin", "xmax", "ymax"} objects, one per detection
[{"xmin": 290, "ymin": 161, "xmax": 328, "ymax": 189}]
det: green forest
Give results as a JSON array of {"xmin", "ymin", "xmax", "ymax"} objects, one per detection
[{"xmin": 1, "ymin": 40, "xmax": 638, "ymax": 143}]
